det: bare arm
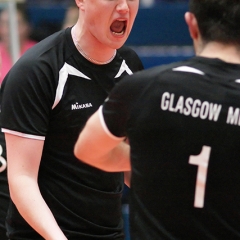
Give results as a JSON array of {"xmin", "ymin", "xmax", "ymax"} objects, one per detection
[
  {"xmin": 74, "ymin": 109, "xmax": 131, "ymax": 172},
  {"xmin": 123, "ymin": 138, "xmax": 131, "ymax": 187},
  {"xmin": 5, "ymin": 133, "xmax": 67, "ymax": 240},
  {"xmin": 124, "ymin": 171, "xmax": 131, "ymax": 188}
]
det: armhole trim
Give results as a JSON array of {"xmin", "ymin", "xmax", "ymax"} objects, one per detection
[
  {"xmin": 1, "ymin": 128, "xmax": 45, "ymax": 141},
  {"xmin": 98, "ymin": 106, "xmax": 125, "ymax": 141}
]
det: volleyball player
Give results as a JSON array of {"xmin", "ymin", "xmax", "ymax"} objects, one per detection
[
  {"xmin": 74, "ymin": 0, "xmax": 240, "ymax": 239},
  {"xmin": 0, "ymin": 0, "xmax": 143, "ymax": 239}
]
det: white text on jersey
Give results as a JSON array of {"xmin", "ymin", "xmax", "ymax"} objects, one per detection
[
  {"xmin": 71, "ymin": 102, "xmax": 93, "ymax": 110},
  {"xmin": 226, "ymin": 107, "xmax": 240, "ymax": 126},
  {"xmin": 161, "ymin": 92, "xmax": 221, "ymax": 121}
]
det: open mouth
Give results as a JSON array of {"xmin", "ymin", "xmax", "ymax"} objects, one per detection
[{"xmin": 110, "ymin": 20, "xmax": 127, "ymax": 36}]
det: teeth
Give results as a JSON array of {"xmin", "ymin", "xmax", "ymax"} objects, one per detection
[{"xmin": 112, "ymin": 30, "xmax": 124, "ymax": 36}]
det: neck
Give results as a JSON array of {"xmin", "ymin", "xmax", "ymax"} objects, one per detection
[
  {"xmin": 197, "ymin": 42, "xmax": 240, "ymax": 64},
  {"xmin": 72, "ymin": 26, "xmax": 116, "ymax": 65}
]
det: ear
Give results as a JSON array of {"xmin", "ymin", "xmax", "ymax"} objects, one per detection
[
  {"xmin": 75, "ymin": 0, "xmax": 84, "ymax": 10},
  {"xmin": 184, "ymin": 12, "xmax": 199, "ymax": 41}
]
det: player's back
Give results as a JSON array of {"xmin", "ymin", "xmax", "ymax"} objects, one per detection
[{"xmin": 127, "ymin": 56, "xmax": 240, "ymax": 239}]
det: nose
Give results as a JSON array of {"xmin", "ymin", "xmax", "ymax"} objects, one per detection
[{"xmin": 116, "ymin": 0, "xmax": 129, "ymax": 13}]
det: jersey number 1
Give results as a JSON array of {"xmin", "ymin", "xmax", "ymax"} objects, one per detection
[{"xmin": 189, "ymin": 146, "xmax": 211, "ymax": 208}]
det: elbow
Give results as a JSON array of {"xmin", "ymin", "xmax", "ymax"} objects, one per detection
[
  {"xmin": 74, "ymin": 143, "xmax": 84, "ymax": 162},
  {"xmin": 8, "ymin": 175, "xmax": 38, "ymax": 206},
  {"xmin": 8, "ymin": 177, "xmax": 18, "ymax": 203},
  {"xmin": 74, "ymin": 144, "xmax": 110, "ymax": 172},
  {"xmin": 73, "ymin": 143, "xmax": 80, "ymax": 160},
  {"xmin": 8, "ymin": 179, "xmax": 22, "ymax": 206},
  {"xmin": 74, "ymin": 143, "xmax": 89, "ymax": 165},
  {"xmin": 9, "ymin": 188, "xmax": 19, "ymax": 206}
]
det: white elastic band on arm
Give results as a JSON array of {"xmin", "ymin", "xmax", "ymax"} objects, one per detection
[
  {"xmin": 98, "ymin": 106, "xmax": 125, "ymax": 141},
  {"xmin": 1, "ymin": 128, "xmax": 45, "ymax": 141}
]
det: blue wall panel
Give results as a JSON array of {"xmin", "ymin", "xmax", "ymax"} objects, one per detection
[{"xmin": 126, "ymin": 3, "xmax": 191, "ymax": 45}]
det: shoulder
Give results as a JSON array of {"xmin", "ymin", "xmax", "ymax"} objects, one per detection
[
  {"xmin": 118, "ymin": 45, "xmax": 140, "ymax": 60},
  {"xmin": 118, "ymin": 57, "xmax": 200, "ymax": 87},
  {"xmin": 139, "ymin": 57, "xmax": 205, "ymax": 78},
  {"xmin": 118, "ymin": 45, "xmax": 137, "ymax": 55},
  {"xmin": 117, "ymin": 45, "xmax": 144, "ymax": 71},
  {"xmin": 23, "ymin": 40, "xmax": 38, "ymax": 49},
  {"xmin": 23, "ymin": 28, "xmax": 73, "ymax": 59},
  {"xmin": 12, "ymin": 29, "xmax": 73, "ymax": 76},
  {"xmin": 26, "ymin": 29, "xmax": 66, "ymax": 57}
]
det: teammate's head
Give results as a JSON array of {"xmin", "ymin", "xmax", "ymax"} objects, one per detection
[{"xmin": 188, "ymin": 0, "xmax": 240, "ymax": 46}]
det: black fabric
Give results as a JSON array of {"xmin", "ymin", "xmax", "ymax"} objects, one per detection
[
  {"xmin": 0, "ymin": 104, "xmax": 9, "ymax": 240},
  {"xmin": 1, "ymin": 27, "xmax": 143, "ymax": 240},
  {"xmin": 102, "ymin": 57, "xmax": 240, "ymax": 239}
]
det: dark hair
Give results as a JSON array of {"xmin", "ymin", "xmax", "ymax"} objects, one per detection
[
  {"xmin": 16, "ymin": 3, "xmax": 31, "ymax": 24},
  {"xmin": 189, "ymin": 0, "xmax": 240, "ymax": 45}
]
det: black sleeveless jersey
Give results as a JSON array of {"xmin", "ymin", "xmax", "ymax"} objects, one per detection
[
  {"xmin": 102, "ymin": 56, "xmax": 240, "ymax": 239},
  {"xmin": 0, "ymin": 27, "xmax": 143, "ymax": 239}
]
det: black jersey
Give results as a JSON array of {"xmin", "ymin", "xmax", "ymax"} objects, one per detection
[
  {"xmin": 0, "ymin": 27, "xmax": 143, "ymax": 239},
  {"xmin": 0, "ymin": 109, "xmax": 8, "ymax": 240},
  {"xmin": 101, "ymin": 57, "xmax": 240, "ymax": 239}
]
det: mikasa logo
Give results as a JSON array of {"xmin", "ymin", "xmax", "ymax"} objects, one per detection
[{"xmin": 71, "ymin": 102, "xmax": 93, "ymax": 110}]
